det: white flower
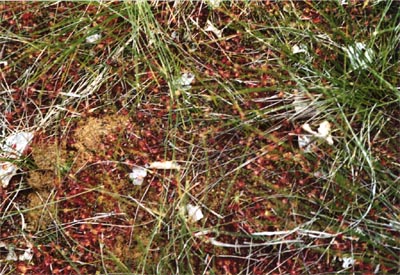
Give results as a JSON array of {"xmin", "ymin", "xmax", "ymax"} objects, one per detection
[
  {"xmin": 0, "ymin": 242, "xmax": 33, "ymax": 262},
  {"xmin": 317, "ymin": 121, "xmax": 334, "ymax": 145},
  {"xmin": 129, "ymin": 166, "xmax": 147, "ymax": 186},
  {"xmin": 302, "ymin": 120, "xmax": 334, "ymax": 145},
  {"xmin": 86, "ymin": 33, "xmax": 102, "ymax": 44},
  {"xmin": 3, "ymin": 244, "xmax": 17, "ymax": 261},
  {"xmin": 342, "ymin": 257, "xmax": 356, "ymax": 269},
  {"xmin": 176, "ymin": 73, "xmax": 195, "ymax": 88},
  {"xmin": 298, "ymin": 135, "xmax": 313, "ymax": 152},
  {"xmin": 205, "ymin": 20, "xmax": 222, "ymax": 38},
  {"xmin": 0, "ymin": 162, "xmax": 18, "ymax": 188},
  {"xmin": 19, "ymin": 247, "xmax": 33, "ymax": 261},
  {"xmin": 2, "ymin": 132, "xmax": 34, "ymax": 156},
  {"xmin": 186, "ymin": 204, "xmax": 204, "ymax": 222},
  {"xmin": 0, "ymin": 132, "xmax": 34, "ymax": 188},
  {"xmin": 292, "ymin": 44, "xmax": 308, "ymax": 54}
]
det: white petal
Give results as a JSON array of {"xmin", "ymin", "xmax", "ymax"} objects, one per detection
[
  {"xmin": 177, "ymin": 73, "xmax": 195, "ymax": 87},
  {"xmin": 19, "ymin": 248, "xmax": 33, "ymax": 261},
  {"xmin": 5, "ymin": 248, "xmax": 17, "ymax": 261},
  {"xmin": 2, "ymin": 132, "xmax": 34, "ymax": 157},
  {"xmin": 318, "ymin": 121, "xmax": 334, "ymax": 145},
  {"xmin": 298, "ymin": 135, "xmax": 313, "ymax": 153},
  {"xmin": 0, "ymin": 131, "xmax": 34, "ymax": 188},
  {"xmin": 0, "ymin": 162, "xmax": 18, "ymax": 188},
  {"xmin": 186, "ymin": 204, "xmax": 204, "ymax": 222},
  {"xmin": 301, "ymin": 123, "xmax": 316, "ymax": 135},
  {"xmin": 86, "ymin": 33, "xmax": 102, "ymax": 44},
  {"xmin": 317, "ymin": 121, "xmax": 331, "ymax": 137},
  {"xmin": 205, "ymin": 20, "xmax": 222, "ymax": 38},
  {"xmin": 325, "ymin": 135, "xmax": 334, "ymax": 145},
  {"xmin": 292, "ymin": 44, "xmax": 307, "ymax": 54},
  {"xmin": 301, "ymin": 122, "xmax": 334, "ymax": 146},
  {"xmin": 129, "ymin": 167, "xmax": 147, "ymax": 186},
  {"xmin": 342, "ymin": 257, "xmax": 356, "ymax": 269}
]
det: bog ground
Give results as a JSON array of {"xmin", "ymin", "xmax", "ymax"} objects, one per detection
[{"xmin": 0, "ymin": 1, "xmax": 399, "ymax": 275}]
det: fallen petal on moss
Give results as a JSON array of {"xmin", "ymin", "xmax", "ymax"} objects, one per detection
[
  {"xmin": 186, "ymin": 204, "xmax": 204, "ymax": 222},
  {"xmin": 205, "ymin": 20, "xmax": 222, "ymax": 38},
  {"xmin": 86, "ymin": 33, "xmax": 102, "ymax": 44},
  {"xmin": 129, "ymin": 166, "xmax": 148, "ymax": 185},
  {"xmin": 301, "ymin": 121, "xmax": 334, "ymax": 145},
  {"xmin": 0, "ymin": 131, "xmax": 34, "ymax": 187},
  {"xmin": 2, "ymin": 132, "xmax": 34, "ymax": 157}
]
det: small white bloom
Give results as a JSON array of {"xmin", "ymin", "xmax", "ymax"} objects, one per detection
[
  {"xmin": 5, "ymin": 245, "xmax": 17, "ymax": 261},
  {"xmin": 0, "ymin": 162, "xmax": 18, "ymax": 188},
  {"xmin": 0, "ymin": 131, "xmax": 34, "ymax": 188},
  {"xmin": 302, "ymin": 123, "xmax": 314, "ymax": 134},
  {"xmin": 2, "ymin": 132, "xmax": 34, "ymax": 156},
  {"xmin": 292, "ymin": 44, "xmax": 308, "ymax": 54},
  {"xmin": 298, "ymin": 135, "xmax": 313, "ymax": 152},
  {"xmin": 317, "ymin": 120, "xmax": 331, "ymax": 137},
  {"xmin": 86, "ymin": 33, "xmax": 102, "ymax": 44},
  {"xmin": 176, "ymin": 73, "xmax": 195, "ymax": 87},
  {"xmin": 301, "ymin": 120, "xmax": 334, "ymax": 145},
  {"xmin": 19, "ymin": 247, "xmax": 33, "ymax": 261},
  {"xmin": 129, "ymin": 166, "xmax": 147, "ymax": 186},
  {"xmin": 205, "ymin": 20, "xmax": 222, "ymax": 38},
  {"xmin": 0, "ymin": 242, "xmax": 33, "ymax": 262},
  {"xmin": 317, "ymin": 121, "xmax": 334, "ymax": 145},
  {"xmin": 342, "ymin": 257, "xmax": 356, "ymax": 269},
  {"xmin": 186, "ymin": 204, "xmax": 204, "ymax": 222}
]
